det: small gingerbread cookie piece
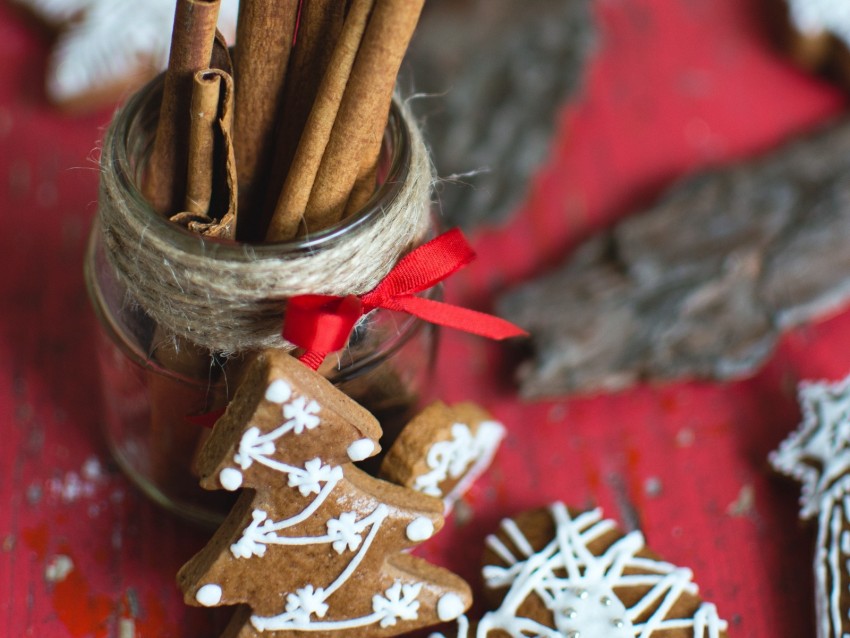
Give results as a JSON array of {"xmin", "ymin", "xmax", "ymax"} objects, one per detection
[
  {"xmin": 178, "ymin": 350, "xmax": 472, "ymax": 637},
  {"xmin": 379, "ymin": 402, "xmax": 505, "ymax": 511},
  {"xmin": 465, "ymin": 503, "xmax": 727, "ymax": 637},
  {"xmin": 771, "ymin": 375, "xmax": 850, "ymax": 638}
]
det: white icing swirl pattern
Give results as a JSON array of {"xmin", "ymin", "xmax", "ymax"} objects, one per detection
[
  {"xmin": 414, "ymin": 420, "xmax": 505, "ymax": 510},
  {"xmin": 436, "ymin": 503, "xmax": 727, "ymax": 637}
]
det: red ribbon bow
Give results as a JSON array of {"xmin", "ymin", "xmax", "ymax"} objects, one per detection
[{"xmin": 283, "ymin": 228, "xmax": 527, "ymax": 370}]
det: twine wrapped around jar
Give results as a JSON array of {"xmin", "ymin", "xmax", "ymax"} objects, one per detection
[{"xmin": 97, "ymin": 83, "xmax": 432, "ymax": 355}]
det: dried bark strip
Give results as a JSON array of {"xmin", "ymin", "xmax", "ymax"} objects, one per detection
[
  {"xmin": 499, "ymin": 119, "xmax": 850, "ymax": 397},
  {"xmin": 402, "ymin": 0, "xmax": 595, "ymax": 228}
]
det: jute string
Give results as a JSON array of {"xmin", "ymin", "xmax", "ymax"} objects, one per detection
[{"xmin": 98, "ymin": 96, "xmax": 432, "ymax": 354}]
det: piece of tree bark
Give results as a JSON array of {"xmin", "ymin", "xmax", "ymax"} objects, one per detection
[
  {"xmin": 401, "ymin": 0, "xmax": 595, "ymax": 229},
  {"xmin": 499, "ymin": 118, "xmax": 850, "ymax": 397}
]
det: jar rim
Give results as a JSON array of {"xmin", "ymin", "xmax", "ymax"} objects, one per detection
[{"xmin": 109, "ymin": 74, "xmax": 412, "ymax": 259}]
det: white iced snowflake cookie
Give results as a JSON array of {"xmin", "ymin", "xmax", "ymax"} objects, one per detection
[
  {"xmin": 380, "ymin": 402, "xmax": 505, "ymax": 512},
  {"xmin": 771, "ymin": 374, "xmax": 850, "ymax": 638},
  {"xmin": 178, "ymin": 349, "xmax": 472, "ymax": 637},
  {"xmin": 12, "ymin": 0, "xmax": 239, "ymax": 109},
  {"xmin": 435, "ymin": 502, "xmax": 728, "ymax": 638}
]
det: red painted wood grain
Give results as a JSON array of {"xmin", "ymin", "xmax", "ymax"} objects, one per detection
[{"xmin": 0, "ymin": 0, "xmax": 847, "ymax": 635}]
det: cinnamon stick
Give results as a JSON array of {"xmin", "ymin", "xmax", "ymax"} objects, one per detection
[
  {"xmin": 259, "ymin": 0, "xmax": 347, "ymax": 237},
  {"xmin": 265, "ymin": 0, "xmax": 376, "ymax": 241},
  {"xmin": 144, "ymin": 0, "xmax": 221, "ymax": 215},
  {"xmin": 232, "ymin": 0, "xmax": 299, "ymax": 236},
  {"xmin": 184, "ymin": 72, "xmax": 220, "ymax": 216},
  {"xmin": 171, "ymin": 68, "xmax": 238, "ymax": 239},
  {"xmin": 302, "ymin": 0, "xmax": 425, "ymax": 231}
]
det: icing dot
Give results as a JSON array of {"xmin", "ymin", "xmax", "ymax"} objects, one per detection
[
  {"xmin": 406, "ymin": 517, "xmax": 435, "ymax": 542},
  {"xmin": 219, "ymin": 468, "xmax": 243, "ymax": 491},
  {"xmin": 437, "ymin": 593, "xmax": 465, "ymax": 622},
  {"xmin": 196, "ymin": 584, "xmax": 222, "ymax": 606},
  {"xmin": 347, "ymin": 438, "xmax": 375, "ymax": 461},
  {"xmin": 265, "ymin": 380, "xmax": 292, "ymax": 404}
]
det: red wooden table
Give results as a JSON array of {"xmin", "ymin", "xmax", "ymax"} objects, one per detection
[{"xmin": 1, "ymin": 1, "xmax": 847, "ymax": 636}]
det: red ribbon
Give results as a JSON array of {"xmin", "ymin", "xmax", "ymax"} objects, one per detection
[{"xmin": 284, "ymin": 229, "xmax": 527, "ymax": 370}]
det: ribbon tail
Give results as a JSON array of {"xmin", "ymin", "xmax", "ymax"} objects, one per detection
[{"xmin": 390, "ymin": 295, "xmax": 527, "ymax": 341}]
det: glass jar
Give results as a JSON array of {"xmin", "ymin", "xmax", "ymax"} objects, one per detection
[{"xmin": 85, "ymin": 78, "xmax": 438, "ymax": 528}]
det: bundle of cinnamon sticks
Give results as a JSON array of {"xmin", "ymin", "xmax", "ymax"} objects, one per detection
[
  {"xmin": 143, "ymin": 0, "xmax": 425, "ymax": 243},
  {"xmin": 138, "ymin": 0, "xmax": 425, "ymax": 498}
]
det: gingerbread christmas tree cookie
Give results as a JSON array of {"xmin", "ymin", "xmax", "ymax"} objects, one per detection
[
  {"xmin": 770, "ymin": 374, "xmax": 850, "ymax": 638},
  {"xmin": 178, "ymin": 350, "xmax": 471, "ymax": 637},
  {"xmin": 379, "ymin": 401, "xmax": 505, "ymax": 511},
  {"xmin": 436, "ymin": 502, "xmax": 728, "ymax": 637}
]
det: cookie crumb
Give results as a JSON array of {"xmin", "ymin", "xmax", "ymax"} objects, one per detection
[
  {"xmin": 644, "ymin": 476, "xmax": 663, "ymax": 498},
  {"xmin": 453, "ymin": 500, "xmax": 474, "ymax": 527},
  {"xmin": 726, "ymin": 484, "xmax": 755, "ymax": 517},
  {"xmin": 44, "ymin": 555, "xmax": 74, "ymax": 582},
  {"xmin": 118, "ymin": 618, "xmax": 136, "ymax": 638},
  {"xmin": 676, "ymin": 428, "xmax": 695, "ymax": 447}
]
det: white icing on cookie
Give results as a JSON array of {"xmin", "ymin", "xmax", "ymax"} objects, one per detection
[
  {"xmin": 218, "ymin": 378, "xmax": 433, "ymax": 633},
  {"xmin": 437, "ymin": 592, "xmax": 466, "ymax": 622},
  {"xmin": 195, "ymin": 583, "xmax": 222, "ymax": 607},
  {"xmin": 771, "ymin": 376, "xmax": 850, "ymax": 519},
  {"xmin": 444, "ymin": 503, "xmax": 727, "ymax": 637},
  {"xmin": 232, "ymin": 382, "xmax": 326, "ymax": 475},
  {"xmin": 406, "ymin": 517, "xmax": 435, "ymax": 542},
  {"xmin": 413, "ymin": 420, "xmax": 505, "ymax": 510},
  {"xmin": 265, "ymin": 379, "xmax": 292, "ymax": 404},
  {"xmin": 218, "ymin": 467, "xmax": 243, "ymax": 491},
  {"xmin": 347, "ymin": 438, "xmax": 375, "ymax": 462},
  {"xmin": 771, "ymin": 375, "xmax": 850, "ymax": 638}
]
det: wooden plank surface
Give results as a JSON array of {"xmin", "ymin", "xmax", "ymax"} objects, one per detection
[{"xmin": 1, "ymin": 0, "xmax": 848, "ymax": 636}]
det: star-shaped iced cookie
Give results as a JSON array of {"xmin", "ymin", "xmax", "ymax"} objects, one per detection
[
  {"xmin": 770, "ymin": 374, "xmax": 850, "ymax": 638},
  {"xmin": 770, "ymin": 374, "xmax": 850, "ymax": 519}
]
